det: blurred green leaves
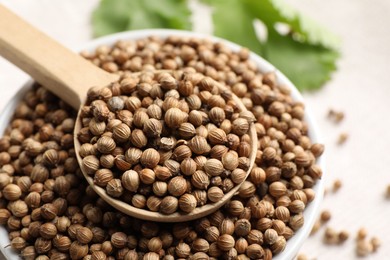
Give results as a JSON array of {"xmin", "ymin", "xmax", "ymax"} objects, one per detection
[
  {"xmin": 92, "ymin": 0, "xmax": 191, "ymax": 36},
  {"xmin": 92, "ymin": 0, "xmax": 340, "ymax": 91}
]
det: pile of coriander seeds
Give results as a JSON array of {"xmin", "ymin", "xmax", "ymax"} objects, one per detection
[
  {"xmin": 78, "ymin": 70, "xmax": 254, "ymax": 215},
  {"xmin": 0, "ymin": 35, "xmax": 324, "ymax": 260}
]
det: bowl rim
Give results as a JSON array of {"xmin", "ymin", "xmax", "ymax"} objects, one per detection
[{"xmin": 0, "ymin": 28, "xmax": 324, "ymax": 260}]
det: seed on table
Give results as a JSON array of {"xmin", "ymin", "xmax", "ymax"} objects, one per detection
[
  {"xmin": 356, "ymin": 239, "xmax": 373, "ymax": 257},
  {"xmin": 357, "ymin": 227, "xmax": 367, "ymax": 240},
  {"xmin": 371, "ymin": 236, "xmax": 381, "ymax": 252},
  {"xmin": 327, "ymin": 109, "xmax": 345, "ymax": 123},
  {"xmin": 320, "ymin": 210, "xmax": 331, "ymax": 223},
  {"xmin": 337, "ymin": 132, "xmax": 348, "ymax": 145},
  {"xmin": 338, "ymin": 230, "xmax": 349, "ymax": 243},
  {"xmin": 332, "ymin": 179, "xmax": 342, "ymax": 192},
  {"xmin": 323, "ymin": 227, "xmax": 339, "ymax": 244}
]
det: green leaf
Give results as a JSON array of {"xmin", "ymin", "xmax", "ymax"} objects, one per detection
[
  {"xmin": 92, "ymin": 0, "xmax": 134, "ymax": 37},
  {"xmin": 265, "ymin": 30, "xmax": 339, "ymax": 91},
  {"xmin": 202, "ymin": 0, "xmax": 264, "ymax": 55},
  {"xmin": 203, "ymin": 0, "xmax": 340, "ymax": 90},
  {"xmin": 92, "ymin": 0, "xmax": 191, "ymax": 37},
  {"xmin": 244, "ymin": 0, "xmax": 340, "ymax": 49},
  {"xmin": 92, "ymin": 0, "xmax": 341, "ymax": 91}
]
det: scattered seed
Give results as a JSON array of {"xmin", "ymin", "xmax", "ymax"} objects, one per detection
[
  {"xmin": 332, "ymin": 179, "xmax": 342, "ymax": 193},
  {"xmin": 320, "ymin": 210, "xmax": 331, "ymax": 223},
  {"xmin": 338, "ymin": 230, "xmax": 349, "ymax": 243},
  {"xmin": 385, "ymin": 184, "xmax": 390, "ymax": 199},
  {"xmin": 357, "ymin": 227, "xmax": 367, "ymax": 241},
  {"xmin": 327, "ymin": 109, "xmax": 345, "ymax": 123},
  {"xmin": 370, "ymin": 237, "xmax": 381, "ymax": 252},
  {"xmin": 356, "ymin": 239, "xmax": 373, "ymax": 257},
  {"xmin": 337, "ymin": 132, "xmax": 348, "ymax": 145}
]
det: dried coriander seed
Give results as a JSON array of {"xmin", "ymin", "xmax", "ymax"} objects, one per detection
[{"xmin": 0, "ymin": 35, "xmax": 324, "ymax": 259}]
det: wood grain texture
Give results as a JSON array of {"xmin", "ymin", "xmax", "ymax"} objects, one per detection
[{"xmin": 0, "ymin": 4, "xmax": 118, "ymax": 109}]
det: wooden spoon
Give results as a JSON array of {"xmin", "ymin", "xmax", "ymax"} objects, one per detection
[{"xmin": 0, "ymin": 5, "xmax": 257, "ymax": 222}]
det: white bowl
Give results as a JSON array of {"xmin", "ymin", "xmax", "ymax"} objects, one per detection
[{"xmin": 0, "ymin": 29, "xmax": 324, "ymax": 260}]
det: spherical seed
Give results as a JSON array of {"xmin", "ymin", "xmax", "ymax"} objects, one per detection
[
  {"xmin": 76, "ymin": 227, "xmax": 93, "ymax": 244},
  {"xmin": 3, "ymin": 184, "xmax": 22, "ymax": 201},
  {"xmin": 232, "ymin": 118, "xmax": 250, "ymax": 136},
  {"xmin": 178, "ymin": 194, "xmax": 197, "ymax": 213},
  {"xmin": 152, "ymin": 181, "xmax": 167, "ymax": 197},
  {"xmin": 106, "ymin": 179, "xmax": 123, "ymax": 198},
  {"xmin": 204, "ymin": 159, "xmax": 224, "ymax": 176},
  {"xmin": 207, "ymin": 186, "xmax": 224, "ymax": 203},
  {"xmin": 246, "ymin": 244, "xmax": 264, "ymax": 259},
  {"xmin": 143, "ymin": 118, "xmax": 162, "ymax": 138},
  {"xmin": 160, "ymin": 196, "xmax": 178, "ymax": 214},
  {"xmin": 140, "ymin": 148, "xmax": 160, "ymax": 169},
  {"xmin": 192, "ymin": 238, "xmax": 210, "ymax": 253},
  {"xmin": 270, "ymin": 236, "xmax": 286, "ymax": 254},
  {"xmin": 121, "ymin": 170, "xmax": 139, "ymax": 192},
  {"xmin": 269, "ymin": 181, "xmax": 287, "ymax": 197},
  {"xmin": 217, "ymin": 234, "xmax": 235, "ymax": 251},
  {"xmin": 231, "ymin": 168, "xmax": 247, "ymax": 184},
  {"xmin": 168, "ymin": 176, "xmax": 187, "ymax": 197},
  {"xmin": 189, "ymin": 136, "xmax": 211, "ymax": 155},
  {"xmin": 356, "ymin": 239, "xmax": 373, "ymax": 257},
  {"xmin": 175, "ymin": 242, "xmax": 191, "ymax": 258},
  {"xmin": 111, "ymin": 232, "xmax": 127, "ymax": 248},
  {"xmin": 191, "ymin": 170, "xmax": 210, "ymax": 190},
  {"xmin": 173, "ymin": 145, "xmax": 192, "ymax": 162},
  {"xmin": 234, "ymin": 219, "xmax": 251, "ymax": 237},
  {"xmin": 209, "ymin": 107, "xmax": 226, "ymax": 125},
  {"xmin": 289, "ymin": 200, "xmax": 305, "ymax": 213},
  {"xmin": 219, "ymin": 218, "xmax": 235, "ymax": 235},
  {"xmin": 180, "ymin": 158, "xmax": 197, "ymax": 176},
  {"xmin": 208, "ymin": 128, "xmax": 227, "ymax": 145},
  {"xmin": 247, "ymin": 229, "xmax": 264, "ymax": 245},
  {"xmin": 130, "ymin": 129, "xmax": 148, "ymax": 148},
  {"xmin": 178, "ymin": 122, "xmax": 196, "ymax": 139},
  {"xmin": 139, "ymin": 169, "xmax": 156, "ymax": 185},
  {"xmin": 112, "ymin": 123, "xmax": 131, "ymax": 143},
  {"xmin": 164, "ymin": 108, "xmax": 188, "ymax": 129},
  {"xmin": 39, "ymin": 222, "xmax": 57, "ymax": 239},
  {"xmin": 96, "ymin": 136, "xmax": 116, "ymax": 154},
  {"xmin": 264, "ymin": 228, "xmax": 279, "ymax": 245}
]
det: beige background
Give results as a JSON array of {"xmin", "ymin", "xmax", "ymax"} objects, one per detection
[{"xmin": 1, "ymin": 0, "xmax": 390, "ymax": 259}]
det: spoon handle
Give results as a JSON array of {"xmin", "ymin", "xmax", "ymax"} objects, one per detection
[{"xmin": 0, "ymin": 4, "xmax": 118, "ymax": 109}]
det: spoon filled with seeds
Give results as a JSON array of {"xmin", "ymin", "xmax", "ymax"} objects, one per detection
[{"xmin": 0, "ymin": 5, "xmax": 257, "ymax": 222}]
